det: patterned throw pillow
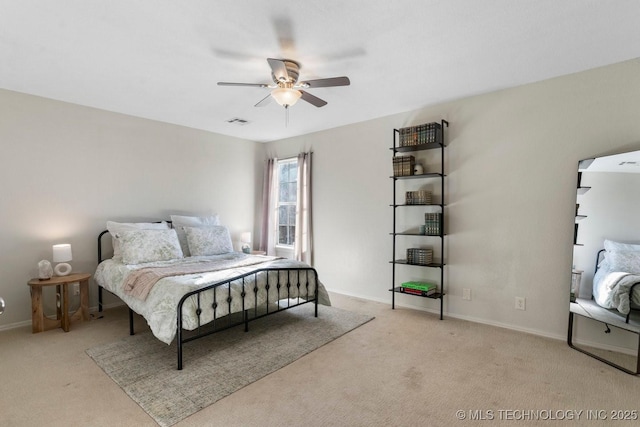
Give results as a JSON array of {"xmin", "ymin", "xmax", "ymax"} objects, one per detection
[
  {"xmin": 106, "ymin": 221, "xmax": 169, "ymax": 260},
  {"xmin": 116, "ymin": 229, "xmax": 183, "ymax": 264},
  {"xmin": 183, "ymin": 225, "xmax": 234, "ymax": 256},
  {"xmin": 170, "ymin": 214, "xmax": 221, "ymax": 257}
]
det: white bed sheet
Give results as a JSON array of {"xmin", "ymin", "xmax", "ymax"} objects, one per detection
[
  {"xmin": 94, "ymin": 252, "xmax": 331, "ymax": 344},
  {"xmin": 593, "ymin": 268, "xmax": 640, "ymax": 315}
]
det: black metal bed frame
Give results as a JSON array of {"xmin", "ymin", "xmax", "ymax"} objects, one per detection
[
  {"xmin": 594, "ymin": 249, "xmax": 640, "ymax": 323},
  {"xmin": 567, "ymin": 248, "xmax": 640, "ymax": 375},
  {"xmin": 97, "ymin": 228, "xmax": 319, "ymax": 370}
]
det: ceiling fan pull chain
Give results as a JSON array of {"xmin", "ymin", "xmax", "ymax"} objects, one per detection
[{"xmin": 285, "ymin": 105, "xmax": 289, "ymax": 127}]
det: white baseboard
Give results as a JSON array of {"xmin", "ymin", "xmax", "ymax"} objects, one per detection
[
  {"xmin": 0, "ymin": 301, "xmax": 127, "ymax": 332},
  {"xmin": 327, "ymin": 289, "xmax": 636, "ymax": 356},
  {"xmin": 0, "ymin": 319, "xmax": 31, "ymax": 332}
]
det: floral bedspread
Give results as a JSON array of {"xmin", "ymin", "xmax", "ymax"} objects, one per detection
[{"xmin": 94, "ymin": 252, "xmax": 331, "ymax": 344}]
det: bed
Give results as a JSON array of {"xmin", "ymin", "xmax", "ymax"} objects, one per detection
[
  {"xmin": 591, "ymin": 239, "xmax": 640, "ymax": 322},
  {"xmin": 93, "ymin": 217, "xmax": 331, "ymax": 370}
]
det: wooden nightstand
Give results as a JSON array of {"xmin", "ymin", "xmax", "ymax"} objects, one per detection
[
  {"xmin": 27, "ymin": 273, "xmax": 91, "ymax": 333},
  {"xmin": 251, "ymin": 250, "xmax": 266, "ymax": 255}
]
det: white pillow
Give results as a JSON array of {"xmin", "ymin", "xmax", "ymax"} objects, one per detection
[
  {"xmin": 605, "ymin": 250, "xmax": 640, "ymax": 274},
  {"xmin": 170, "ymin": 214, "xmax": 221, "ymax": 256},
  {"xmin": 115, "ymin": 229, "xmax": 183, "ymax": 265},
  {"xmin": 604, "ymin": 239, "xmax": 640, "ymax": 253},
  {"xmin": 183, "ymin": 225, "xmax": 233, "ymax": 256},
  {"xmin": 106, "ymin": 221, "xmax": 169, "ymax": 260}
]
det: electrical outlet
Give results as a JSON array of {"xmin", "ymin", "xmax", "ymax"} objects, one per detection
[
  {"xmin": 515, "ymin": 297, "xmax": 526, "ymax": 310},
  {"xmin": 462, "ymin": 288, "xmax": 471, "ymax": 300},
  {"xmin": 73, "ymin": 282, "xmax": 80, "ymax": 296}
]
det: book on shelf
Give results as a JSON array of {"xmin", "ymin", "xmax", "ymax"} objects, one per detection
[
  {"xmin": 392, "ymin": 155, "xmax": 415, "ymax": 177},
  {"xmin": 398, "ymin": 286, "xmax": 437, "ymax": 296},
  {"xmin": 424, "ymin": 212, "xmax": 442, "ymax": 235},
  {"xmin": 406, "ymin": 190, "xmax": 432, "ymax": 205},
  {"xmin": 398, "ymin": 122, "xmax": 442, "ymax": 147},
  {"xmin": 401, "ymin": 281, "xmax": 437, "ymax": 292},
  {"xmin": 406, "ymin": 248, "xmax": 433, "ymax": 265}
]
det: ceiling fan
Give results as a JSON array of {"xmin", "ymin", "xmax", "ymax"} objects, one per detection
[{"xmin": 217, "ymin": 58, "xmax": 350, "ymax": 109}]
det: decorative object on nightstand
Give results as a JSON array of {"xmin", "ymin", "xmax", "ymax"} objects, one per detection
[
  {"xmin": 241, "ymin": 232, "xmax": 252, "ymax": 254},
  {"xmin": 37, "ymin": 259, "xmax": 53, "ymax": 280},
  {"xmin": 0, "ymin": 297, "xmax": 5, "ymax": 314},
  {"xmin": 27, "ymin": 273, "xmax": 90, "ymax": 333},
  {"xmin": 52, "ymin": 243, "xmax": 72, "ymax": 276},
  {"xmin": 570, "ymin": 269, "xmax": 583, "ymax": 302}
]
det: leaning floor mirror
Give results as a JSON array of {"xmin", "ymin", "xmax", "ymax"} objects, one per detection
[{"xmin": 568, "ymin": 150, "xmax": 640, "ymax": 374}]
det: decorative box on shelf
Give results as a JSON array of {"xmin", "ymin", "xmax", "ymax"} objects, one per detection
[
  {"xmin": 392, "ymin": 155, "xmax": 415, "ymax": 176},
  {"xmin": 398, "ymin": 122, "xmax": 443, "ymax": 147},
  {"xmin": 406, "ymin": 248, "xmax": 433, "ymax": 265},
  {"xmin": 424, "ymin": 212, "xmax": 442, "ymax": 235},
  {"xmin": 406, "ymin": 190, "xmax": 432, "ymax": 205}
]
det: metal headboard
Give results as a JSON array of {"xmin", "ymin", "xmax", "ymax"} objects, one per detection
[
  {"xmin": 594, "ymin": 248, "xmax": 606, "ymax": 275},
  {"xmin": 97, "ymin": 220, "xmax": 172, "ymax": 314}
]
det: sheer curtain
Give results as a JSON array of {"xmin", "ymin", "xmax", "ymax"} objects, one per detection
[
  {"xmin": 259, "ymin": 157, "xmax": 278, "ymax": 256},
  {"xmin": 295, "ymin": 152, "xmax": 313, "ymax": 264}
]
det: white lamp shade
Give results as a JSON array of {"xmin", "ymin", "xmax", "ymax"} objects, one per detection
[
  {"xmin": 241, "ymin": 232, "xmax": 252, "ymax": 243},
  {"xmin": 271, "ymin": 88, "xmax": 302, "ymax": 107},
  {"xmin": 52, "ymin": 244, "xmax": 72, "ymax": 262}
]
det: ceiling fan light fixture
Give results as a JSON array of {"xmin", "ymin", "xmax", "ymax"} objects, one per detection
[{"xmin": 271, "ymin": 87, "xmax": 301, "ymax": 107}]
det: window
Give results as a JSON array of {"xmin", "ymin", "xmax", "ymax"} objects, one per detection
[{"xmin": 277, "ymin": 158, "xmax": 298, "ymax": 246}]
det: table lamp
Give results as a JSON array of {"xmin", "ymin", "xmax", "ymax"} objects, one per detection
[
  {"xmin": 241, "ymin": 232, "xmax": 251, "ymax": 254},
  {"xmin": 53, "ymin": 243, "xmax": 73, "ymax": 276}
]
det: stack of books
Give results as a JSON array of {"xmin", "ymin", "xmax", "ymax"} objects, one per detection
[
  {"xmin": 406, "ymin": 190, "xmax": 432, "ymax": 205},
  {"xmin": 392, "ymin": 155, "xmax": 415, "ymax": 176},
  {"xmin": 406, "ymin": 248, "xmax": 433, "ymax": 265},
  {"xmin": 398, "ymin": 122, "xmax": 442, "ymax": 147},
  {"xmin": 424, "ymin": 212, "xmax": 442, "ymax": 235},
  {"xmin": 399, "ymin": 281, "xmax": 438, "ymax": 296}
]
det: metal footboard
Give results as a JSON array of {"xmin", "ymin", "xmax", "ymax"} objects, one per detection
[
  {"xmin": 97, "ymin": 226, "xmax": 319, "ymax": 370},
  {"xmin": 175, "ymin": 266, "xmax": 319, "ymax": 370}
]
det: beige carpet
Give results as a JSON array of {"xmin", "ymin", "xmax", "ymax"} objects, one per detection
[
  {"xmin": 1, "ymin": 293, "xmax": 640, "ymax": 427},
  {"xmin": 86, "ymin": 304, "xmax": 373, "ymax": 427}
]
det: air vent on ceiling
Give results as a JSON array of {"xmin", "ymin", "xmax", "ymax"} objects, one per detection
[
  {"xmin": 226, "ymin": 117, "xmax": 250, "ymax": 126},
  {"xmin": 619, "ymin": 161, "xmax": 639, "ymax": 166}
]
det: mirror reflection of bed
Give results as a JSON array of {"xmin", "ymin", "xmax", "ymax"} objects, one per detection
[{"xmin": 569, "ymin": 150, "xmax": 640, "ymax": 374}]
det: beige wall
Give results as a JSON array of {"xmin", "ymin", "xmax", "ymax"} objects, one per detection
[
  {"xmin": 263, "ymin": 58, "xmax": 640, "ymax": 341},
  {"xmin": 3, "ymin": 58, "xmax": 640, "ymax": 343},
  {"xmin": 0, "ymin": 89, "xmax": 260, "ymax": 328}
]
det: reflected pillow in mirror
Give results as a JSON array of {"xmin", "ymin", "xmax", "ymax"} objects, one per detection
[
  {"xmin": 604, "ymin": 239, "xmax": 640, "ymax": 253},
  {"xmin": 183, "ymin": 225, "xmax": 233, "ymax": 256},
  {"xmin": 606, "ymin": 250, "xmax": 640, "ymax": 274}
]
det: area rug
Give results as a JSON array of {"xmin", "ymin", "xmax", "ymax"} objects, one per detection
[{"xmin": 86, "ymin": 304, "xmax": 374, "ymax": 427}]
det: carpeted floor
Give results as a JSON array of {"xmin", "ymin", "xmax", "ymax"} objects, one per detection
[
  {"xmin": 86, "ymin": 304, "xmax": 373, "ymax": 427},
  {"xmin": 1, "ymin": 293, "xmax": 639, "ymax": 427}
]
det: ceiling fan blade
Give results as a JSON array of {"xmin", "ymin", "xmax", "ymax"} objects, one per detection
[
  {"xmin": 299, "ymin": 90, "xmax": 327, "ymax": 107},
  {"xmin": 217, "ymin": 82, "xmax": 269, "ymax": 87},
  {"xmin": 254, "ymin": 94, "xmax": 272, "ymax": 107},
  {"xmin": 267, "ymin": 58, "xmax": 289, "ymax": 82},
  {"xmin": 300, "ymin": 76, "xmax": 350, "ymax": 88}
]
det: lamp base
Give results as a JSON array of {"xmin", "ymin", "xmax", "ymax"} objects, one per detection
[
  {"xmin": 242, "ymin": 244, "xmax": 251, "ymax": 254},
  {"xmin": 54, "ymin": 263, "xmax": 72, "ymax": 276}
]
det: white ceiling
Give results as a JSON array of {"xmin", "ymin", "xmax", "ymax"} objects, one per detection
[
  {"xmin": 1, "ymin": 0, "xmax": 640, "ymax": 142},
  {"xmin": 585, "ymin": 151, "xmax": 640, "ymax": 173}
]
